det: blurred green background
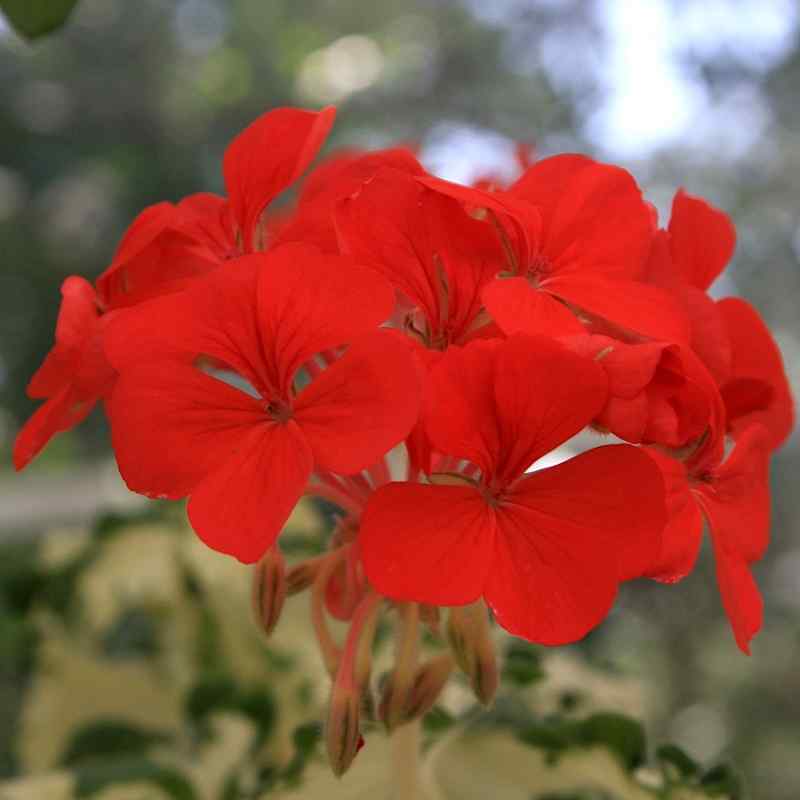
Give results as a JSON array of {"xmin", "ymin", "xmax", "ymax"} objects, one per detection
[{"xmin": 0, "ymin": 0, "xmax": 798, "ymax": 797}]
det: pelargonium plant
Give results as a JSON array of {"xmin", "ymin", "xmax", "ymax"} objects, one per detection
[{"xmin": 14, "ymin": 106, "xmax": 794, "ymax": 781}]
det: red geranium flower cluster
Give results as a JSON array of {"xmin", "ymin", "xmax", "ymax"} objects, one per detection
[{"xmin": 15, "ymin": 108, "xmax": 794, "ymax": 704}]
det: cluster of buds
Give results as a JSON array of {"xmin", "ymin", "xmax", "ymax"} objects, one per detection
[{"xmin": 14, "ymin": 106, "xmax": 794, "ymax": 774}]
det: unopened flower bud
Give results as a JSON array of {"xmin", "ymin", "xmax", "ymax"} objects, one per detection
[
  {"xmin": 379, "ymin": 602, "xmax": 419, "ymax": 730},
  {"xmin": 380, "ymin": 653, "xmax": 454, "ymax": 728},
  {"xmin": 325, "ymin": 591, "xmax": 382, "ymax": 776},
  {"xmin": 286, "ymin": 556, "xmax": 323, "ymax": 595},
  {"xmin": 251, "ymin": 546, "xmax": 286, "ymax": 637},
  {"xmin": 403, "ymin": 653, "xmax": 454, "ymax": 721},
  {"xmin": 325, "ymin": 686, "xmax": 363, "ymax": 777},
  {"xmin": 447, "ymin": 601, "xmax": 499, "ymax": 706}
]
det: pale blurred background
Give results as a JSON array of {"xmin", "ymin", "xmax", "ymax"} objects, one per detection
[{"xmin": 0, "ymin": 0, "xmax": 798, "ymax": 797}]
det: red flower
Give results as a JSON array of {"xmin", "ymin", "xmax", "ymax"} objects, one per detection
[
  {"xmin": 666, "ymin": 188, "xmax": 736, "ymax": 292},
  {"xmin": 570, "ymin": 334, "xmax": 712, "ymax": 448},
  {"xmin": 482, "ymin": 290, "xmax": 716, "ymax": 449},
  {"xmin": 360, "ymin": 335, "xmax": 666, "ymax": 644},
  {"xmin": 421, "ymin": 155, "xmax": 690, "ymax": 345},
  {"xmin": 97, "ymin": 106, "xmax": 336, "ymax": 308},
  {"xmin": 13, "ymin": 277, "xmax": 115, "ymax": 470},
  {"xmin": 224, "ymin": 106, "xmax": 336, "ymax": 252},
  {"xmin": 644, "ymin": 190, "xmax": 737, "ymax": 385},
  {"xmin": 648, "ymin": 422, "xmax": 771, "ymax": 654},
  {"xmin": 104, "ymin": 242, "xmax": 421, "ymax": 563},
  {"xmin": 336, "ymin": 167, "xmax": 501, "ymax": 349},
  {"xmin": 273, "ymin": 147, "xmax": 424, "ymax": 253},
  {"xmin": 642, "ymin": 350, "xmax": 770, "ymax": 652},
  {"xmin": 717, "ymin": 297, "xmax": 794, "ymax": 451},
  {"xmin": 96, "ymin": 198, "xmax": 223, "ymax": 310}
]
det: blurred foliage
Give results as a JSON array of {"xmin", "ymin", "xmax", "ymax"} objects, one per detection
[
  {"xmin": 0, "ymin": 0, "xmax": 79, "ymax": 40},
  {"xmin": 0, "ymin": 508, "xmax": 743, "ymax": 799},
  {"xmin": 0, "ymin": 1, "xmax": 798, "ymax": 797}
]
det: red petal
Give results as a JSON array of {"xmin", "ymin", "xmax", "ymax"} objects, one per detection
[
  {"xmin": 97, "ymin": 229, "xmax": 220, "ymax": 310},
  {"xmin": 594, "ymin": 339, "xmax": 666, "ymax": 399},
  {"xmin": 294, "ymin": 331, "xmax": 422, "ymax": 474},
  {"xmin": 696, "ymin": 424, "xmax": 771, "ymax": 564},
  {"xmin": 223, "ymin": 106, "xmax": 335, "ymax": 251},
  {"xmin": 600, "ymin": 344, "xmax": 712, "ymax": 448},
  {"xmin": 482, "ymin": 278, "xmax": 584, "ymax": 337},
  {"xmin": 491, "ymin": 335, "xmax": 608, "ymax": 482},
  {"xmin": 13, "ymin": 387, "xmax": 94, "ymax": 471},
  {"xmin": 711, "ymin": 545, "xmax": 762, "ymax": 655},
  {"xmin": 511, "ymin": 154, "xmax": 654, "ymax": 281},
  {"xmin": 178, "ymin": 192, "xmax": 238, "ymax": 260},
  {"xmin": 597, "ymin": 394, "xmax": 650, "ymax": 443},
  {"xmin": 256, "ymin": 243, "xmax": 395, "ymax": 397},
  {"xmin": 112, "ymin": 202, "xmax": 176, "ymax": 259},
  {"xmin": 668, "ymin": 189, "xmax": 736, "ymax": 291},
  {"xmin": 336, "ymin": 170, "xmax": 441, "ymax": 328},
  {"xmin": 425, "ymin": 336, "xmax": 607, "ymax": 483},
  {"xmin": 299, "ymin": 147, "xmax": 423, "ymax": 207},
  {"xmin": 360, "ymin": 482, "xmax": 495, "ymax": 605},
  {"xmin": 103, "ymin": 258, "xmax": 273, "ymax": 391},
  {"xmin": 644, "ymin": 448, "xmax": 703, "ymax": 583},
  {"xmin": 674, "ymin": 349, "xmax": 728, "ymax": 470},
  {"xmin": 683, "ymin": 285, "xmax": 732, "ymax": 385},
  {"xmin": 337, "ymin": 169, "xmax": 499, "ymax": 344},
  {"xmin": 28, "ymin": 277, "xmax": 101, "ymax": 398},
  {"xmin": 417, "ymin": 175, "xmax": 543, "ymax": 271},
  {"xmin": 19, "ymin": 277, "xmax": 113, "ymax": 469},
  {"xmin": 274, "ymin": 147, "xmax": 424, "ymax": 253},
  {"xmin": 546, "ymin": 275, "xmax": 691, "ymax": 344},
  {"xmin": 108, "ymin": 361, "xmax": 266, "ymax": 499},
  {"xmin": 487, "ymin": 445, "xmax": 665, "ymax": 643},
  {"xmin": 424, "ymin": 340, "xmax": 502, "ymax": 478},
  {"xmin": 188, "ymin": 421, "xmax": 313, "ymax": 563},
  {"xmin": 695, "ymin": 425, "xmax": 771, "ymax": 652},
  {"xmin": 717, "ymin": 297, "xmax": 794, "ymax": 450}
]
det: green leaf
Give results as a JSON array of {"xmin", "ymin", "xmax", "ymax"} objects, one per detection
[
  {"xmin": 502, "ymin": 640, "xmax": 546, "ymax": 687},
  {"xmin": 656, "ymin": 743, "xmax": 700, "ymax": 780},
  {"xmin": 578, "ymin": 713, "xmax": 646, "ymax": 771},
  {"xmin": 102, "ymin": 606, "xmax": 162, "ymax": 660},
  {"xmin": 423, "ymin": 706, "xmax": 457, "ymax": 736},
  {"xmin": 60, "ymin": 720, "xmax": 171, "ymax": 768},
  {"xmin": 282, "ymin": 722, "xmax": 322, "ymax": 785},
  {"xmin": 74, "ymin": 756, "xmax": 196, "ymax": 799},
  {"xmin": 700, "ymin": 763, "xmax": 745, "ymax": 799},
  {"xmin": 517, "ymin": 718, "xmax": 579, "ymax": 761},
  {"xmin": 184, "ymin": 676, "xmax": 277, "ymax": 747},
  {"xmin": 0, "ymin": 0, "xmax": 80, "ymax": 40}
]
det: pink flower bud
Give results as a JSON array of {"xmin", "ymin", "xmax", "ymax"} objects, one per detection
[{"xmin": 251, "ymin": 546, "xmax": 286, "ymax": 637}]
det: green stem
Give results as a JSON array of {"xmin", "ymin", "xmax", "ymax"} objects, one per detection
[{"xmin": 390, "ymin": 718, "xmax": 426, "ymax": 800}]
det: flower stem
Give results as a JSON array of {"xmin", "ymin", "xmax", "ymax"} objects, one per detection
[{"xmin": 390, "ymin": 718, "xmax": 426, "ymax": 800}]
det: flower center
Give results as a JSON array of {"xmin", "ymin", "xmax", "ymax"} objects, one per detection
[
  {"xmin": 526, "ymin": 253, "xmax": 551, "ymax": 286},
  {"xmin": 266, "ymin": 399, "xmax": 292, "ymax": 423}
]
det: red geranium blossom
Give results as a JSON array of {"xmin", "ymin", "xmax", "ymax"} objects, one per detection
[
  {"xmin": 13, "ymin": 277, "xmax": 115, "ymax": 470},
  {"xmin": 644, "ymin": 189, "xmax": 737, "ymax": 385},
  {"xmin": 95, "ymin": 198, "xmax": 223, "ymax": 310},
  {"xmin": 97, "ymin": 106, "xmax": 335, "ymax": 307},
  {"xmin": 648, "ymin": 421, "xmax": 771, "ymax": 654},
  {"xmin": 336, "ymin": 167, "xmax": 502, "ymax": 349},
  {"xmin": 273, "ymin": 146, "xmax": 424, "ymax": 253},
  {"xmin": 421, "ymin": 155, "xmax": 690, "ymax": 345},
  {"xmin": 104, "ymin": 242, "xmax": 422, "ymax": 563},
  {"xmin": 360, "ymin": 334, "xmax": 666, "ymax": 644},
  {"xmin": 717, "ymin": 297, "xmax": 794, "ymax": 451}
]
